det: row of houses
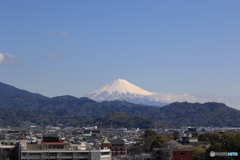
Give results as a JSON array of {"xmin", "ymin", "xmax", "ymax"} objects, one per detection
[{"xmin": 1, "ymin": 125, "xmax": 236, "ymax": 160}]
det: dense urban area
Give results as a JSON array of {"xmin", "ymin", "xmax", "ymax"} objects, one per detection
[{"xmin": 0, "ymin": 124, "xmax": 240, "ymax": 160}]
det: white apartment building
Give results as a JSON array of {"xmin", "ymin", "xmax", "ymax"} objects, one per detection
[{"xmin": 20, "ymin": 139, "xmax": 111, "ymax": 160}]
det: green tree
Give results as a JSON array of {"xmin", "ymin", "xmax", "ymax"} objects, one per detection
[
  {"xmin": 150, "ymin": 135, "xmax": 165, "ymax": 150},
  {"xmin": 200, "ymin": 132, "xmax": 240, "ymax": 160},
  {"xmin": 199, "ymin": 132, "xmax": 222, "ymax": 144},
  {"xmin": 221, "ymin": 132, "xmax": 240, "ymax": 151},
  {"xmin": 143, "ymin": 129, "xmax": 157, "ymax": 138},
  {"xmin": 192, "ymin": 147, "xmax": 206, "ymax": 160},
  {"xmin": 139, "ymin": 129, "xmax": 158, "ymax": 152},
  {"xmin": 173, "ymin": 132, "xmax": 179, "ymax": 140}
]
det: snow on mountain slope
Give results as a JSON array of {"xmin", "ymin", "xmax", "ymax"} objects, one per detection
[
  {"xmin": 89, "ymin": 79, "xmax": 156, "ymax": 96},
  {"xmin": 85, "ymin": 79, "xmax": 196, "ymax": 105}
]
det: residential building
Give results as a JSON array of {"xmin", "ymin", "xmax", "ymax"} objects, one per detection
[
  {"xmin": 20, "ymin": 136, "xmax": 111, "ymax": 160},
  {"xmin": 110, "ymin": 140, "xmax": 127, "ymax": 156}
]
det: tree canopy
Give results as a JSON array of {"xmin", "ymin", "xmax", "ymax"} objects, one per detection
[
  {"xmin": 143, "ymin": 129, "xmax": 157, "ymax": 138},
  {"xmin": 199, "ymin": 132, "xmax": 240, "ymax": 160}
]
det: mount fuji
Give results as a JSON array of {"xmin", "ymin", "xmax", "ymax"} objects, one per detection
[{"xmin": 85, "ymin": 79, "xmax": 196, "ymax": 106}]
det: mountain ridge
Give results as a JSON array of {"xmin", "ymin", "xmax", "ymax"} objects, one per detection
[
  {"xmin": 1, "ymin": 81, "xmax": 240, "ymax": 127},
  {"xmin": 0, "ymin": 81, "xmax": 48, "ymax": 99}
]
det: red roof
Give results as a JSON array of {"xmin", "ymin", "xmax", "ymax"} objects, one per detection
[{"xmin": 41, "ymin": 142, "xmax": 65, "ymax": 145}]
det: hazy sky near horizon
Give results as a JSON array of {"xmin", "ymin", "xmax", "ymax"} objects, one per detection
[{"xmin": 1, "ymin": 1, "xmax": 240, "ymax": 107}]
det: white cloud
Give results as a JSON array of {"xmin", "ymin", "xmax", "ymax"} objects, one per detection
[
  {"xmin": 0, "ymin": 53, "xmax": 18, "ymax": 64},
  {"xmin": 48, "ymin": 31, "xmax": 68, "ymax": 36},
  {"xmin": 148, "ymin": 93, "xmax": 196, "ymax": 103},
  {"xmin": 146, "ymin": 93, "xmax": 240, "ymax": 109},
  {"xmin": 5, "ymin": 53, "xmax": 17, "ymax": 58},
  {"xmin": 59, "ymin": 32, "xmax": 68, "ymax": 36},
  {"xmin": 0, "ymin": 54, "xmax": 4, "ymax": 63},
  {"xmin": 47, "ymin": 53, "xmax": 65, "ymax": 59}
]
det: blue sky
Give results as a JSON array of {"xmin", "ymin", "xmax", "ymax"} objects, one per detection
[{"xmin": 1, "ymin": 1, "xmax": 240, "ymax": 108}]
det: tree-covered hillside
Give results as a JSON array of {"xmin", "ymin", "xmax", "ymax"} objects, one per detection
[{"xmin": 1, "ymin": 81, "xmax": 240, "ymax": 127}]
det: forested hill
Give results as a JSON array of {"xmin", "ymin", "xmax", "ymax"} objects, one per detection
[
  {"xmin": 1, "ymin": 96, "xmax": 240, "ymax": 127},
  {"xmin": 1, "ymin": 81, "xmax": 240, "ymax": 127},
  {"xmin": 152, "ymin": 102, "xmax": 240, "ymax": 126},
  {"xmin": 0, "ymin": 82, "xmax": 48, "ymax": 99}
]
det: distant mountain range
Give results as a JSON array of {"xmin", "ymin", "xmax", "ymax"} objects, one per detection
[
  {"xmin": 0, "ymin": 82, "xmax": 47, "ymax": 99},
  {"xmin": 0, "ymin": 81, "xmax": 240, "ymax": 127}
]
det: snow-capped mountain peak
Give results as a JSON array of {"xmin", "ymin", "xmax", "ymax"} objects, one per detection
[
  {"xmin": 84, "ymin": 79, "xmax": 195, "ymax": 106},
  {"xmin": 88, "ymin": 79, "xmax": 156, "ymax": 98}
]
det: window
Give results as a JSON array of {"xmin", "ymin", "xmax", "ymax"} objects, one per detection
[
  {"xmin": 46, "ymin": 152, "xmax": 57, "ymax": 156},
  {"xmin": 77, "ymin": 152, "xmax": 89, "ymax": 156},
  {"xmin": 180, "ymin": 152, "xmax": 185, "ymax": 155},
  {"xmin": 29, "ymin": 153, "xmax": 42, "ymax": 156},
  {"xmin": 61, "ymin": 152, "xmax": 73, "ymax": 156},
  {"xmin": 101, "ymin": 152, "xmax": 110, "ymax": 155}
]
